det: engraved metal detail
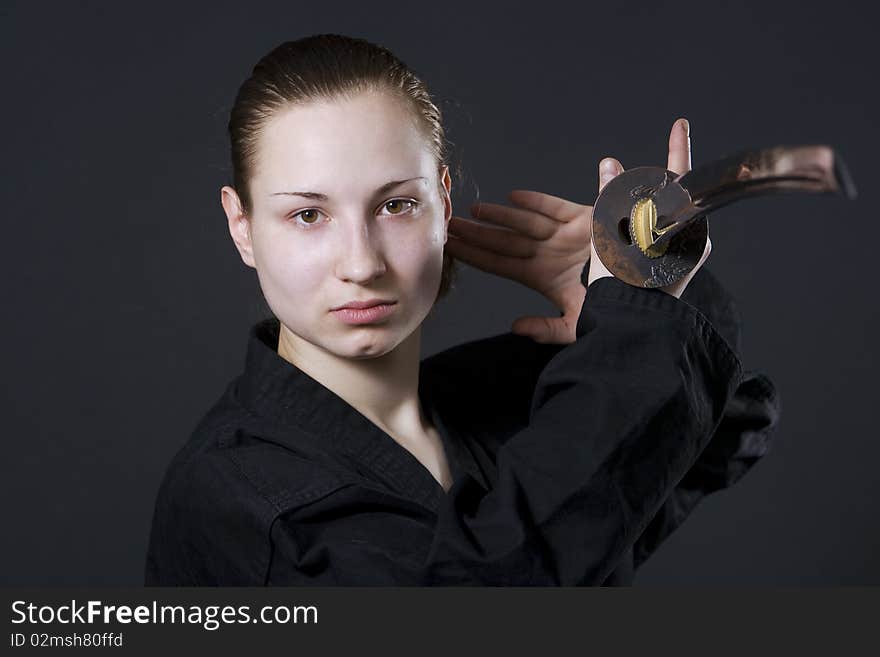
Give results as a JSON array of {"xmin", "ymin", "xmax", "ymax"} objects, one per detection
[{"xmin": 629, "ymin": 171, "xmax": 671, "ymax": 199}]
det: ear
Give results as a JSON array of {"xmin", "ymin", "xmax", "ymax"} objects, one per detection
[
  {"xmin": 440, "ymin": 165, "xmax": 452, "ymax": 243},
  {"xmin": 220, "ymin": 186, "xmax": 256, "ymax": 268}
]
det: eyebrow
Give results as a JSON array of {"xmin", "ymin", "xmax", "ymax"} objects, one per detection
[{"xmin": 269, "ymin": 177, "xmax": 427, "ymax": 201}]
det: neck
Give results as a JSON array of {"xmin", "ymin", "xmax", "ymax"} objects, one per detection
[{"xmin": 276, "ymin": 323, "xmax": 431, "ymax": 442}]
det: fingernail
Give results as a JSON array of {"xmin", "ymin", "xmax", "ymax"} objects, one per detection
[{"xmin": 680, "ymin": 118, "xmax": 690, "ymax": 136}]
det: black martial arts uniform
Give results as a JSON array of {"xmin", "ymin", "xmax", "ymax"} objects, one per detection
[{"xmin": 145, "ymin": 267, "xmax": 778, "ymax": 585}]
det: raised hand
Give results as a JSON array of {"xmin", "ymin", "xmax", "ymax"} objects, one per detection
[
  {"xmin": 444, "ymin": 117, "xmax": 711, "ymax": 345},
  {"xmin": 444, "ymin": 187, "xmax": 591, "ymax": 344}
]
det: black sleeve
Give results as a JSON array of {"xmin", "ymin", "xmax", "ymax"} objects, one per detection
[
  {"xmin": 271, "ymin": 275, "xmax": 744, "ymax": 585},
  {"xmin": 420, "ymin": 267, "xmax": 779, "ymax": 577},
  {"xmin": 628, "ymin": 268, "xmax": 780, "ymax": 570},
  {"xmin": 631, "ymin": 369, "xmax": 778, "ymax": 570}
]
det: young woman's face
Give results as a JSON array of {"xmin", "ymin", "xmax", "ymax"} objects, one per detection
[{"xmin": 238, "ymin": 90, "xmax": 451, "ymax": 359}]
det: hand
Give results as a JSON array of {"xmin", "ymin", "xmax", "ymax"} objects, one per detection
[
  {"xmin": 444, "ymin": 187, "xmax": 591, "ymax": 344},
  {"xmin": 587, "ymin": 117, "xmax": 712, "ymax": 298}
]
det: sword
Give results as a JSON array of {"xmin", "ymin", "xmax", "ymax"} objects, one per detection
[{"xmin": 590, "ymin": 145, "xmax": 857, "ymax": 288}]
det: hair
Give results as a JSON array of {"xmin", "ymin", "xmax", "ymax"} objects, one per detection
[{"xmin": 227, "ymin": 34, "xmax": 458, "ymax": 302}]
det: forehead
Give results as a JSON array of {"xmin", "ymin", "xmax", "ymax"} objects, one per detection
[{"xmin": 253, "ymin": 91, "xmax": 435, "ymax": 193}]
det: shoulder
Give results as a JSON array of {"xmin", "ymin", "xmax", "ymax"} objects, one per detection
[
  {"xmin": 145, "ymin": 408, "xmax": 274, "ymax": 584},
  {"xmin": 145, "ymin": 379, "xmax": 349, "ymax": 585},
  {"xmin": 163, "ymin": 378, "xmax": 349, "ymax": 506}
]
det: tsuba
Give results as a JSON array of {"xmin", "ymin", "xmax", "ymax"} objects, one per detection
[{"xmin": 592, "ymin": 167, "xmax": 708, "ymax": 288}]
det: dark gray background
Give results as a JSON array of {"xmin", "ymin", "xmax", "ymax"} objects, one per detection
[{"xmin": 2, "ymin": 0, "xmax": 876, "ymax": 585}]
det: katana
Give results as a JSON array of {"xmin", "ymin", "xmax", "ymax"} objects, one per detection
[{"xmin": 591, "ymin": 145, "xmax": 857, "ymax": 288}]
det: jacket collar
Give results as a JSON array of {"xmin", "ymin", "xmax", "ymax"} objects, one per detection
[{"xmin": 235, "ymin": 317, "xmax": 486, "ymax": 513}]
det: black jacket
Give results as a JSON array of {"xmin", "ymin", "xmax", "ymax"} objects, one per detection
[{"xmin": 144, "ymin": 269, "xmax": 778, "ymax": 585}]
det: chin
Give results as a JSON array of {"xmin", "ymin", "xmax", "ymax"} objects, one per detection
[
  {"xmin": 329, "ymin": 330, "xmax": 396, "ymax": 359},
  {"xmin": 344, "ymin": 343, "xmax": 396, "ymax": 360}
]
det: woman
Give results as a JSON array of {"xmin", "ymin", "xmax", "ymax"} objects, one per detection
[{"xmin": 145, "ymin": 34, "xmax": 778, "ymax": 585}]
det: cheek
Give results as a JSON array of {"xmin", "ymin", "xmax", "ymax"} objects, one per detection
[
  {"xmin": 386, "ymin": 220, "xmax": 445, "ymax": 291},
  {"xmin": 253, "ymin": 228, "xmax": 328, "ymax": 310}
]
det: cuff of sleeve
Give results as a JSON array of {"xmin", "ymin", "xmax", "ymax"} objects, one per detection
[
  {"xmin": 577, "ymin": 276, "xmax": 743, "ymax": 383},
  {"xmin": 582, "ymin": 276, "xmax": 703, "ymax": 322}
]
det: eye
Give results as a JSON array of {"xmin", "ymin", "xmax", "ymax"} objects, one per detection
[
  {"xmin": 289, "ymin": 208, "xmax": 326, "ymax": 228},
  {"xmin": 380, "ymin": 198, "xmax": 419, "ymax": 216}
]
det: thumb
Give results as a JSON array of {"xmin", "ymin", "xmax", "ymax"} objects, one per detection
[
  {"xmin": 599, "ymin": 157, "xmax": 624, "ymax": 193},
  {"xmin": 511, "ymin": 314, "xmax": 575, "ymax": 345}
]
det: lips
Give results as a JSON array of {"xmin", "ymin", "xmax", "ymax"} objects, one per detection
[
  {"xmin": 330, "ymin": 300, "xmax": 397, "ymax": 325},
  {"xmin": 332, "ymin": 299, "xmax": 396, "ymax": 310}
]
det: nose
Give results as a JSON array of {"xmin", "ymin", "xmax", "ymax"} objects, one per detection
[{"xmin": 335, "ymin": 219, "xmax": 387, "ymax": 285}]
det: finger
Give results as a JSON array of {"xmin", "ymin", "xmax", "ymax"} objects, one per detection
[
  {"xmin": 467, "ymin": 201, "xmax": 557, "ymax": 240},
  {"xmin": 667, "ymin": 117, "xmax": 691, "ymax": 175},
  {"xmin": 444, "ymin": 233, "xmax": 528, "ymax": 282},
  {"xmin": 599, "ymin": 157, "xmax": 623, "ymax": 193},
  {"xmin": 511, "ymin": 314, "xmax": 573, "ymax": 345},
  {"xmin": 447, "ymin": 215, "xmax": 537, "ymax": 258},
  {"xmin": 506, "ymin": 189, "xmax": 585, "ymax": 223}
]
